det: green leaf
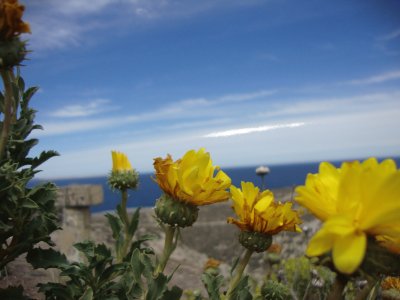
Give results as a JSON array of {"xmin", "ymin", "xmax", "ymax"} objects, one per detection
[
  {"xmin": 230, "ymin": 255, "xmax": 241, "ymax": 276},
  {"xmin": 128, "ymin": 207, "xmax": 141, "ymax": 236},
  {"xmin": 130, "ymin": 249, "xmax": 144, "ymax": 282},
  {"xmin": 106, "ymin": 213, "xmax": 122, "ymax": 239},
  {"xmin": 201, "ymin": 272, "xmax": 223, "ymax": 300},
  {"xmin": 145, "ymin": 273, "xmax": 169, "ymax": 300},
  {"xmin": 74, "ymin": 241, "xmax": 95, "ymax": 259},
  {"xmin": 22, "ymin": 86, "xmax": 39, "ymax": 109},
  {"xmin": 79, "ymin": 287, "xmax": 93, "ymax": 300},
  {"xmin": 230, "ymin": 276, "xmax": 252, "ymax": 300},
  {"xmin": 18, "ymin": 75, "xmax": 25, "ymax": 92},
  {"xmin": 27, "ymin": 248, "xmax": 69, "ymax": 269},
  {"xmin": 20, "ymin": 198, "xmax": 39, "ymax": 209}
]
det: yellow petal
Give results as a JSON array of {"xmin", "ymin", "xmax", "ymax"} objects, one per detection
[
  {"xmin": 306, "ymin": 227, "xmax": 334, "ymax": 256},
  {"xmin": 332, "ymin": 232, "xmax": 366, "ymax": 274}
]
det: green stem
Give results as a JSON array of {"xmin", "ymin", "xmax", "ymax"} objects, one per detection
[
  {"xmin": 118, "ymin": 189, "xmax": 131, "ymax": 262},
  {"xmin": 226, "ymin": 248, "xmax": 254, "ymax": 299},
  {"xmin": 155, "ymin": 225, "xmax": 176, "ymax": 275},
  {"xmin": 0, "ymin": 69, "xmax": 15, "ymax": 160}
]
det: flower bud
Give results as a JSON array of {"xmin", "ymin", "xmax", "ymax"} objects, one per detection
[
  {"xmin": 239, "ymin": 230, "xmax": 272, "ymax": 253},
  {"xmin": 108, "ymin": 169, "xmax": 139, "ymax": 191},
  {"xmin": 155, "ymin": 193, "xmax": 199, "ymax": 228},
  {"xmin": 0, "ymin": 37, "xmax": 27, "ymax": 68}
]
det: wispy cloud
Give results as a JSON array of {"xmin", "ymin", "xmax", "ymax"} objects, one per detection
[
  {"xmin": 178, "ymin": 89, "xmax": 277, "ymax": 108},
  {"xmin": 51, "ymin": 99, "xmax": 114, "ymax": 118},
  {"xmin": 378, "ymin": 29, "xmax": 400, "ymax": 42},
  {"xmin": 38, "ymin": 89, "xmax": 276, "ymax": 136},
  {"xmin": 375, "ymin": 28, "xmax": 400, "ymax": 56},
  {"xmin": 26, "ymin": 0, "xmax": 263, "ymax": 51},
  {"xmin": 203, "ymin": 122, "xmax": 305, "ymax": 138},
  {"xmin": 342, "ymin": 70, "xmax": 400, "ymax": 85}
]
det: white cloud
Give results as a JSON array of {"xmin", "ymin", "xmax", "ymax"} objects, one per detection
[
  {"xmin": 25, "ymin": 0, "xmax": 264, "ymax": 51},
  {"xmin": 203, "ymin": 122, "xmax": 305, "ymax": 138},
  {"xmin": 375, "ymin": 28, "xmax": 400, "ymax": 56},
  {"xmin": 37, "ymin": 89, "xmax": 276, "ymax": 136},
  {"xmin": 342, "ymin": 70, "xmax": 400, "ymax": 85},
  {"xmin": 51, "ymin": 99, "xmax": 114, "ymax": 117},
  {"xmin": 257, "ymin": 92, "xmax": 400, "ymax": 119},
  {"xmin": 36, "ymin": 106, "xmax": 400, "ymax": 179},
  {"xmin": 378, "ymin": 29, "xmax": 400, "ymax": 42}
]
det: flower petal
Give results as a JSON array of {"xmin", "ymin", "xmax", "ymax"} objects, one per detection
[{"xmin": 332, "ymin": 232, "xmax": 367, "ymax": 274}]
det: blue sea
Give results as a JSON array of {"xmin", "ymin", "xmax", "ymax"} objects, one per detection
[{"xmin": 37, "ymin": 157, "xmax": 400, "ymax": 213}]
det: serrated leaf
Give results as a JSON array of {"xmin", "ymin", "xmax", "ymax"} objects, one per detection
[
  {"xmin": 27, "ymin": 248, "xmax": 69, "ymax": 269},
  {"xmin": 74, "ymin": 241, "xmax": 95, "ymax": 259}
]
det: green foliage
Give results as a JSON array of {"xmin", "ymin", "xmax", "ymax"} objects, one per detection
[
  {"xmin": 261, "ymin": 280, "xmax": 291, "ymax": 300},
  {"xmin": 264, "ymin": 256, "xmax": 336, "ymax": 300},
  {"xmin": 0, "ymin": 73, "xmax": 59, "ymax": 299},
  {"xmin": 202, "ymin": 269, "xmax": 224, "ymax": 300},
  {"xmin": 230, "ymin": 276, "xmax": 253, "ymax": 300},
  {"xmin": 30, "ymin": 210, "xmax": 182, "ymax": 300}
]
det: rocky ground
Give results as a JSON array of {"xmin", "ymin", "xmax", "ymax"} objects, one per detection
[{"xmin": 0, "ymin": 187, "xmax": 321, "ymax": 299}]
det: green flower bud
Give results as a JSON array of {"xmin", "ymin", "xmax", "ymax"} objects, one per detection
[
  {"xmin": 108, "ymin": 169, "xmax": 139, "ymax": 191},
  {"xmin": 155, "ymin": 193, "xmax": 199, "ymax": 228},
  {"xmin": 0, "ymin": 38, "xmax": 27, "ymax": 68},
  {"xmin": 239, "ymin": 231, "xmax": 272, "ymax": 253}
]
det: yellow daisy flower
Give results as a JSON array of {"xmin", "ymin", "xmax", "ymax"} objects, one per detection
[
  {"xmin": 153, "ymin": 148, "xmax": 231, "ymax": 206},
  {"xmin": 295, "ymin": 158, "xmax": 400, "ymax": 274},
  {"xmin": 228, "ymin": 181, "xmax": 302, "ymax": 234},
  {"xmin": 109, "ymin": 151, "xmax": 138, "ymax": 190},
  {"xmin": 111, "ymin": 150, "xmax": 133, "ymax": 172}
]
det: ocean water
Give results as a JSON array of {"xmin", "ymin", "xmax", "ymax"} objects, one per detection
[{"xmin": 38, "ymin": 157, "xmax": 400, "ymax": 213}]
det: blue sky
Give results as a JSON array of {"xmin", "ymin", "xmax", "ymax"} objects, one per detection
[{"xmin": 20, "ymin": 0, "xmax": 400, "ymax": 178}]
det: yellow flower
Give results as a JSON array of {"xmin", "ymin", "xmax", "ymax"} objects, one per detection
[
  {"xmin": 109, "ymin": 151, "xmax": 138, "ymax": 190},
  {"xmin": 153, "ymin": 148, "xmax": 231, "ymax": 206},
  {"xmin": 295, "ymin": 158, "xmax": 400, "ymax": 274},
  {"xmin": 111, "ymin": 150, "xmax": 133, "ymax": 172},
  {"xmin": 228, "ymin": 181, "xmax": 302, "ymax": 235},
  {"xmin": 0, "ymin": 0, "xmax": 30, "ymax": 40}
]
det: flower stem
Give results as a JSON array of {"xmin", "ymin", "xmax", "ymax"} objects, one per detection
[
  {"xmin": 118, "ymin": 189, "xmax": 132, "ymax": 262},
  {"xmin": 0, "ymin": 69, "xmax": 15, "ymax": 160},
  {"xmin": 155, "ymin": 225, "xmax": 176, "ymax": 275},
  {"xmin": 227, "ymin": 248, "xmax": 254, "ymax": 299}
]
